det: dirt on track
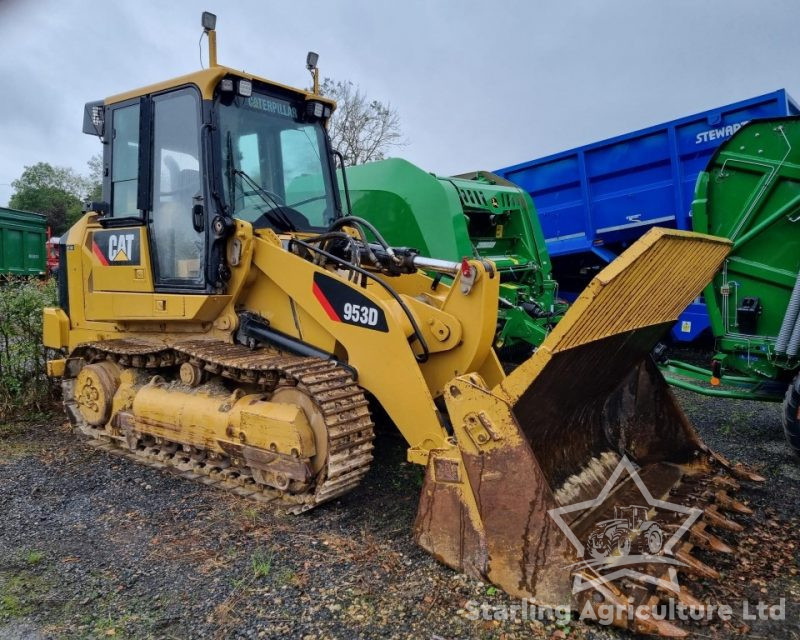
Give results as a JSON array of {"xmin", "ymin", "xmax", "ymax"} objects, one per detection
[{"xmin": 0, "ymin": 388, "xmax": 799, "ymax": 640}]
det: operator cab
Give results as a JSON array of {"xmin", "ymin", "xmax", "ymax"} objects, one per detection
[{"xmin": 81, "ymin": 13, "xmax": 339, "ymax": 294}]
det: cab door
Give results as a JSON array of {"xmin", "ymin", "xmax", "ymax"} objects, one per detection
[
  {"xmin": 82, "ymin": 87, "xmax": 222, "ymax": 323},
  {"xmin": 148, "ymin": 88, "xmax": 206, "ymax": 290},
  {"xmin": 83, "ymin": 98, "xmax": 157, "ymax": 321}
]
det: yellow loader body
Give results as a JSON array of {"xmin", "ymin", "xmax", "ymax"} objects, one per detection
[{"xmin": 44, "ymin": 22, "xmax": 760, "ymax": 634}]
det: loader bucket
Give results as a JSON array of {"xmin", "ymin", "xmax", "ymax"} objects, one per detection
[{"xmin": 415, "ymin": 229, "xmax": 762, "ymax": 636}]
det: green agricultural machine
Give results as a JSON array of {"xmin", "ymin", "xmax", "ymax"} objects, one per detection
[
  {"xmin": 662, "ymin": 116, "xmax": 800, "ymax": 453},
  {"xmin": 342, "ymin": 158, "xmax": 566, "ymax": 355}
]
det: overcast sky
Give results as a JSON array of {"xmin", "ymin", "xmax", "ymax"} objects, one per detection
[{"xmin": 1, "ymin": 0, "xmax": 798, "ymax": 206}]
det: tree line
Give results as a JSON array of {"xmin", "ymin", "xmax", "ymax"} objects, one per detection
[{"xmin": 8, "ymin": 156, "xmax": 101, "ymax": 234}]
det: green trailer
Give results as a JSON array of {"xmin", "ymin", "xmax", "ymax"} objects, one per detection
[
  {"xmin": 341, "ymin": 158, "xmax": 566, "ymax": 355},
  {"xmin": 0, "ymin": 207, "xmax": 47, "ymax": 276},
  {"xmin": 661, "ymin": 116, "xmax": 800, "ymax": 452}
]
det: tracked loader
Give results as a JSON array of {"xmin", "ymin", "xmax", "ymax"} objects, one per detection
[{"xmin": 43, "ymin": 13, "xmax": 762, "ymax": 635}]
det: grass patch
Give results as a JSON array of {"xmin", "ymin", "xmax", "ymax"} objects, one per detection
[
  {"xmin": 0, "ymin": 440, "xmax": 38, "ymax": 461},
  {"xmin": 251, "ymin": 549, "xmax": 273, "ymax": 579},
  {"xmin": 0, "ymin": 593, "xmax": 25, "ymax": 618},
  {"xmin": 92, "ymin": 611, "xmax": 137, "ymax": 638},
  {"xmin": 242, "ymin": 506, "xmax": 259, "ymax": 520},
  {"xmin": 230, "ymin": 576, "xmax": 249, "ymax": 590},
  {"xmin": 276, "ymin": 568, "xmax": 296, "ymax": 586},
  {"xmin": 0, "ymin": 419, "xmax": 50, "ymax": 460},
  {"xmin": 240, "ymin": 505, "xmax": 263, "ymax": 529},
  {"xmin": 25, "ymin": 550, "xmax": 44, "ymax": 566},
  {"xmin": 0, "ymin": 422, "xmax": 25, "ymax": 438},
  {"xmin": 0, "ymin": 572, "xmax": 51, "ymax": 620}
]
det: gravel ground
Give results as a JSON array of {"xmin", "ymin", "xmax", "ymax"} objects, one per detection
[{"xmin": 0, "ymin": 386, "xmax": 799, "ymax": 640}]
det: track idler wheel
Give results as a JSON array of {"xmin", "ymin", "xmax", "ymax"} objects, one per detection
[{"xmin": 74, "ymin": 361, "xmax": 120, "ymax": 426}]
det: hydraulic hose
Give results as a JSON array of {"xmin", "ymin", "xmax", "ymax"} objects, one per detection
[
  {"xmin": 786, "ymin": 306, "xmax": 800, "ymax": 357},
  {"xmin": 330, "ymin": 216, "xmax": 398, "ymax": 262},
  {"xmin": 775, "ymin": 269, "xmax": 800, "ymax": 354},
  {"xmin": 289, "ymin": 238, "xmax": 431, "ymax": 363},
  {"xmin": 301, "ymin": 231, "xmax": 362, "ymax": 275},
  {"xmin": 326, "ymin": 217, "xmax": 379, "ymax": 264}
]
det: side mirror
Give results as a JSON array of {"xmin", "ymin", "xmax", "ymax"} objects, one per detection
[{"xmin": 83, "ymin": 100, "xmax": 105, "ymax": 137}]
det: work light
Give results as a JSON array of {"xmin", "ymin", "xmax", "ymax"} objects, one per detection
[
  {"xmin": 202, "ymin": 11, "xmax": 217, "ymax": 31},
  {"xmin": 306, "ymin": 101, "xmax": 324, "ymax": 119},
  {"xmin": 237, "ymin": 79, "xmax": 252, "ymax": 97}
]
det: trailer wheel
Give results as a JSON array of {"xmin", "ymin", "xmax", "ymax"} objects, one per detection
[{"xmin": 781, "ymin": 374, "xmax": 800, "ymax": 456}]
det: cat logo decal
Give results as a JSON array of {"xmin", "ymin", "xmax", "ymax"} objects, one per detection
[{"xmin": 91, "ymin": 229, "xmax": 141, "ymax": 266}]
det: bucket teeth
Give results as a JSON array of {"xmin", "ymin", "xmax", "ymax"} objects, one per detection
[
  {"xmin": 630, "ymin": 571, "xmax": 680, "ymax": 597},
  {"xmin": 714, "ymin": 490, "xmax": 752, "ymax": 515},
  {"xmin": 674, "ymin": 584, "xmax": 706, "ymax": 612},
  {"xmin": 595, "ymin": 565, "xmax": 715, "ymax": 633},
  {"xmin": 709, "ymin": 452, "xmax": 765, "ymax": 483},
  {"xmin": 675, "ymin": 543, "xmax": 721, "ymax": 580},
  {"xmin": 709, "ymin": 474, "xmax": 741, "ymax": 492},
  {"xmin": 582, "ymin": 581, "xmax": 689, "ymax": 637},
  {"xmin": 729, "ymin": 463, "xmax": 765, "ymax": 483},
  {"xmin": 632, "ymin": 604, "xmax": 689, "ymax": 637},
  {"xmin": 634, "ymin": 616, "xmax": 689, "ymax": 637},
  {"xmin": 688, "ymin": 522, "xmax": 733, "ymax": 554},
  {"xmin": 703, "ymin": 504, "xmax": 744, "ymax": 532},
  {"xmin": 647, "ymin": 576, "xmax": 707, "ymax": 615}
]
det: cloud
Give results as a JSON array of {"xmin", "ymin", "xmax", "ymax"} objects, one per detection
[{"xmin": 2, "ymin": 0, "xmax": 798, "ymax": 206}]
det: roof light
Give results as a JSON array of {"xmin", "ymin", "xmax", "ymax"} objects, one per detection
[
  {"xmin": 220, "ymin": 78, "xmax": 234, "ymax": 92},
  {"xmin": 201, "ymin": 11, "xmax": 217, "ymax": 31},
  {"xmin": 91, "ymin": 106, "xmax": 103, "ymax": 128},
  {"xmin": 237, "ymin": 79, "xmax": 252, "ymax": 97},
  {"xmin": 306, "ymin": 51, "xmax": 319, "ymax": 71},
  {"xmin": 306, "ymin": 100, "xmax": 326, "ymax": 119}
]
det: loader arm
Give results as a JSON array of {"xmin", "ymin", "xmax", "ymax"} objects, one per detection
[{"xmin": 247, "ymin": 231, "xmax": 504, "ymax": 463}]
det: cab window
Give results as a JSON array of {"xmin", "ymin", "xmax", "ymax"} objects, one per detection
[
  {"xmin": 111, "ymin": 103, "xmax": 140, "ymax": 217},
  {"xmin": 218, "ymin": 91, "xmax": 337, "ymax": 231},
  {"xmin": 150, "ymin": 89, "xmax": 204, "ymax": 285}
]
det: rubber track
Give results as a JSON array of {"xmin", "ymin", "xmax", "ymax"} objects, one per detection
[{"xmin": 63, "ymin": 339, "xmax": 375, "ymax": 513}]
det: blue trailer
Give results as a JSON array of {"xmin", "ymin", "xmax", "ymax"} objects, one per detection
[{"xmin": 495, "ymin": 89, "xmax": 799, "ymax": 341}]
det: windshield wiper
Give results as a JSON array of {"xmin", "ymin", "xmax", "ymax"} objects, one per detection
[
  {"xmin": 224, "ymin": 133, "xmax": 296, "ymax": 233},
  {"xmin": 225, "ymin": 131, "xmax": 237, "ymax": 211},
  {"xmin": 287, "ymin": 194, "xmax": 327, "ymax": 209},
  {"xmin": 232, "ymin": 168, "xmax": 297, "ymax": 232}
]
